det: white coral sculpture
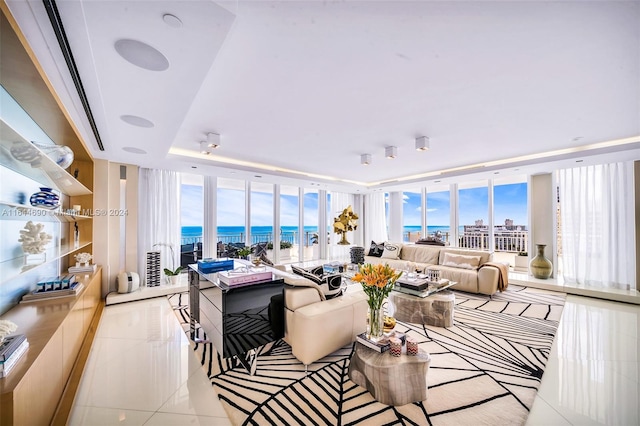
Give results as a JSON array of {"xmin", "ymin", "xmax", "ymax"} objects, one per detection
[
  {"xmin": 18, "ymin": 221, "xmax": 53, "ymax": 254},
  {"xmin": 0, "ymin": 319, "xmax": 18, "ymax": 343},
  {"xmin": 75, "ymin": 252, "xmax": 92, "ymax": 264}
]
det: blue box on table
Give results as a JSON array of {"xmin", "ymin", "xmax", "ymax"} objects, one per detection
[{"xmin": 198, "ymin": 258, "xmax": 235, "ymax": 274}]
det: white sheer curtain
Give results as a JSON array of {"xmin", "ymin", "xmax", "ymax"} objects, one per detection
[
  {"xmin": 364, "ymin": 193, "xmax": 388, "ymax": 245},
  {"xmin": 559, "ymin": 162, "xmax": 635, "ymax": 290},
  {"xmin": 138, "ymin": 168, "xmax": 181, "ymax": 285}
]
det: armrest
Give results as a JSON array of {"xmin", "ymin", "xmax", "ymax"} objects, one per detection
[{"xmin": 284, "ymin": 286, "xmax": 323, "ymax": 311}]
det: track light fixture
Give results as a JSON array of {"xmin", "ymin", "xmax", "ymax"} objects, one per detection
[
  {"xmin": 206, "ymin": 132, "xmax": 220, "ymax": 149},
  {"xmin": 385, "ymin": 146, "xmax": 397, "ymax": 159},
  {"xmin": 415, "ymin": 136, "xmax": 430, "ymax": 151},
  {"xmin": 361, "ymin": 154, "xmax": 372, "ymax": 165},
  {"xmin": 200, "ymin": 141, "xmax": 212, "ymax": 155}
]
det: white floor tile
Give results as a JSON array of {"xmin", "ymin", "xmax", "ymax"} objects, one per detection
[
  {"xmin": 157, "ymin": 365, "xmax": 227, "ymax": 418},
  {"xmin": 526, "ymin": 396, "xmax": 572, "ymax": 426},
  {"xmin": 67, "ymin": 406, "xmax": 154, "ymax": 425},
  {"xmin": 143, "ymin": 412, "xmax": 232, "ymax": 425}
]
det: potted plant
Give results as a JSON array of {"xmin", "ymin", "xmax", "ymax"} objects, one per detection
[
  {"xmin": 514, "ymin": 251, "xmax": 528, "ymax": 272},
  {"xmin": 163, "ymin": 266, "xmax": 184, "ymax": 285},
  {"xmin": 237, "ymin": 246, "xmax": 252, "ymax": 260}
]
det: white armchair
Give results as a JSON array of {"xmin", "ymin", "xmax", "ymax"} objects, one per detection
[{"xmin": 282, "ymin": 275, "xmax": 367, "ymax": 369}]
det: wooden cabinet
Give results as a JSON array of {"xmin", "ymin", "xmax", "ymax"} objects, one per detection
[{"xmin": 0, "ymin": 268, "xmax": 102, "ymax": 425}]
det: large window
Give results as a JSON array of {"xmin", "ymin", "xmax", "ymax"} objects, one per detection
[
  {"xmin": 458, "ymin": 181, "xmax": 489, "ymax": 250},
  {"xmin": 402, "ymin": 188, "xmax": 421, "ymax": 242},
  {"xmin": 280, "ymin": 185, "xmax": 299, "ymax": 264},
  {"xmin": 303, "ymin": 189, "xmax": 319, "ymax": 261},
  {"xmin": 493, "ymin": 177, "xmax": 528, "ymax": 266},
  {"xmin": 217, "ymin": 178, "xmax": 246, "ymax": 249},
  {"xmin": 250, "ymin": 182, "xmax": 273, "ymax": 245},
  {"xmin": 426, "ymin": 186, "xmax": 451, "ymax": 244},
  {"xmin": 179, "ymin": 173, "xmax": 203, "ymax": 268}
]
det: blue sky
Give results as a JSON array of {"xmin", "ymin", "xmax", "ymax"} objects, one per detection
[
  {"xmin": 182, "ymin": 183, "xmax": 527, "ymax": 228},
  {"xmin": 403, "ymin": 183, "xmax": 528, "ymax": 226}
]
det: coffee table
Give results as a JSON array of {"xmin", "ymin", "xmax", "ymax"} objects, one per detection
[
  {"xmin": 348, "ymin": 343, "xmax": 431, "ymax": 406},
  {"xmin": 388, "ymin": 281, "xmax": 456, "ymax": 327}
]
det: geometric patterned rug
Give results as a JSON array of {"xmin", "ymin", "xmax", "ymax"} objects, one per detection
[{"xmin": 169, "ymin": 285, "xmax": 566, "ymax": 425}]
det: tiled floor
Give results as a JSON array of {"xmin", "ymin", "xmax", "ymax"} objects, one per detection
[{"xmin": 69, "ymin": 290, "xmax": 639, "ymax": 425}]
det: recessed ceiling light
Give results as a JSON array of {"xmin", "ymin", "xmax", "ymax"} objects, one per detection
[
  {"xmin": 576, "ymin": 159, "xmax": 584, "ymax": 162},
  {"xmin": 122, "ymin": 147, "xmax": 146, "ymax": 154},
  {"xmin": 114, "ymin": 39, "xmax": 169, "ymax": 71},
  {"xmin": 162, "ymin": 13, "xmax": 182, "ymax": 28},
  {"xmin": 120, "ymin": 114, "xmax": 154, "ymax": 128},
  {"xmin": 434, "ymin": 180, "xmax": 441, "ymax": 183},
  {"xmin": 494, "ymin": 172, "xmax": 500, "ymax": 174},
  {"xmin": 254, "ymin": 175, "xmax": 262, "ymax": 178},
  {"xmin": 191, "ymin": 166, "xmax": 197, "ymax": 169}
]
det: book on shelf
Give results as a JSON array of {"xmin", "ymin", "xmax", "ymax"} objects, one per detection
[
  {"xmin": 0, "ymin": 334, "xmax": 27, "ymax": 361},
  {"xmin": 356, "ymin": 331, "xmax": 406, "ymax": 353},
  {"xmin": 21, "ymin": 282, "xmax": 84, "ymax": 303},
  {"xmin": 68, "ymin": 264, "xmax": 96, "ymax": 273},
  {"xmin": 0, "ymin": 338, "xmax": 29, "ymax": 378}
]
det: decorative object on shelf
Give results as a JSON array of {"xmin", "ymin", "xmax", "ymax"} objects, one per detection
[
  {"xmin": 333, "ymin": 205, "xmax": 359, "ymax": 245},
  {"xmin": 351, "ymin": 263, "xmax": 403, "ymax": 341},
  {"xmin": 74, "ymin": 222, "xmax": 80, "ymax": 247},
  {"xmin": 146, "ymin": 251, "xmax": 161, "ymax": 286},
  {"xmin": 72, "ymin": 204, "xmax": 81, "ymax": 214},
  {"xmin": 9, "ymin": 141, "xmax": 41, "ymax": 164},
  {"xmin": 350, "ymin": 246, "xmax": 365, "ymax": 264},
  {"xmin": 29, "ymin": 187, "xmax": 60, "ymax": 209},
  {"xmin": 31, "ymin": 141, "xmax": 74, "ymax": 169},
  {"xmin": 18, "ymin": 221, "xmax": 52, "ymax": 254},
  {"xmin": 116, "ymin": 272, "xmax": 140, "ymax": 293},
  {"xmin": 530, "ymin": 244, "xmax": 553, "ymax": 279},
  {"xmin": 0, "ymin": 320, "xmax": 18, "ymax": 344},
  {"xmin": 15, "ymin": 191, "xmax": 26, "ymax": 205},
  {"xmin": 74, "ymin": 252, "xmax": 93, "ymax": 267}
]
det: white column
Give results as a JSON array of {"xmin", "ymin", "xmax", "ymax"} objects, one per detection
[
  {"xmin": 450, "ymin": 183, "xmax": 459, "ymax": 247},
  {"xmin": 298, "ymin": 187, "xmax": 304, "ymax": 261},
  {"xmin": 529, "ymin": 173, "xmax": 556, "ymax": 277},
  {"xmin": 488, "ymin": 179, "xmax": 494, "ymax": 253},
  {"xmin": 203, "ymin": 176, "xmax": 217, "ymax": 258},
  {"xmin": 421, "ymin": 186, "xmax": 427, "ymax": 239},
  {"xmin": 245, "ymin": 181, "xmax": 251, "ymax": 247},
  {"xmin": 319, "ymin": 189, "xmax": 327, "ymax": 259},
  {"xmin": 388, "ymin": 191, "xmax": 403, "ymax": 242},
  {"xmin": 273, "ymin": 184, "xmax": 281, "ymax": 264}
]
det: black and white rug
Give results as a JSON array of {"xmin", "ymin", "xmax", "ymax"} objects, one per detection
[{"xmin": 169, "ymin": 285, "xmax": 565, "ymax": 425}]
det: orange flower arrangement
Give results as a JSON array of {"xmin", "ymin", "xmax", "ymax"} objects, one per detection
[{"xmin": 352, "ymin": 263, "xmax": 403, "ymax": 310}]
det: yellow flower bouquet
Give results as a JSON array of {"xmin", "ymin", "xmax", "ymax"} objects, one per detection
[{"xmin": 352, "ymin": 263, "xmax": 403, "ymax": 339}]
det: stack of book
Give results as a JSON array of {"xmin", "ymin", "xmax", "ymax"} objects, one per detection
[
  {"xmin": 0, "ymin": 334, "xmax": 29, "ymax": 378},
  {"xmin": 356, "ymin": 331, "xmax": 406, "ymax": 353},
  {"xmin": 396, "ymin": 277, "xmax": 450, "ymax": 292},
  {"xmin": 21, "ymin": 280, "xmax": 84, "ymax": 303},
  {"xmin": 69, "ymin": 264, "xmax": 95, "ymax": 274}
]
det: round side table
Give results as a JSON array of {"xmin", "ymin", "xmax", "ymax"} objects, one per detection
[{"xmin": 348, "ymin": 342, "xmax": 431, "ymax": 406}]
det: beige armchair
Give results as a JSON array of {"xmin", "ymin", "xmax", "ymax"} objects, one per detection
[{"xmin": 282, "ymin": 275, "xmax": 368, "ymax": 369}]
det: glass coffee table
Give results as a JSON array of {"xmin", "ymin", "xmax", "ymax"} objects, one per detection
[{"xmin": 388, "ymin": 280, "xmax": 457, "ymax": 327}]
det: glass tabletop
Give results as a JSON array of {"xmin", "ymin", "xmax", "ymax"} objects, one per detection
[{"xmin": 392, "ymin": 280, "xmax": 456, "ymax": 298}]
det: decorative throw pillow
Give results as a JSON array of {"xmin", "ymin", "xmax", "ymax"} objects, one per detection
[
  {"xmin": 367, "ymin": 240, "xmax": 385, "ymax": 257},
  {"xmin": 321, "ymin": 274, "xmax": 344, "ymax": 299},
  {"xmin": 291, "ymin": 265, "xmax": 323, "ymax": 285},
  {"xmin": 442, "ymin": 252, "xmax": 482, "ymax": 270},
  {"xmin": 381, "ymin": 242, "xmax": 401, "ymax": 259},
  {"xmin": 309, "ymin": 265, "xmax": 324, "ymax": 277}
]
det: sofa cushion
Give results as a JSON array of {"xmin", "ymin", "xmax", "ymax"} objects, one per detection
[
  {"xmin": 400, "ymin": 244, "xmax": 441, "ymax": 265},
  {"xmin": 431, "ymin": 265, "xmax": 478, "ymax": 293},
  {"xmin": 381, "ymin": 242, "xmax": 402, "ymax": 259},
  {"xmin": 439, "ymin": 248, "xmax": 492, "ymax": 266},
  {"xmin": 291, "ymin": 265, "xmax": 343, "ymax": 299},
  {"xmin": 441, "ymin": 252, "xmax": 482, "ymax": 270},
  {"xmin": 367, "ymin": 241, "xmax": 385, "ymax": 257}
]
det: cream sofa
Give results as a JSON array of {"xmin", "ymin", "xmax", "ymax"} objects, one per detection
[{"xmin": 364, "ymin": 243, "xmax": 502, "ymax": 295}]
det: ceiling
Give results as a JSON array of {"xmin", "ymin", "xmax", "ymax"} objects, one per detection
[{"xmin": 5, "ymin": 0, "xmax": 640, "ymax": 192}]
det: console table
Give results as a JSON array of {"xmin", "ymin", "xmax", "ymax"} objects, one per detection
[{"xmin": 188, "ymin": 264, "xmax": 284, "ymax": 374}]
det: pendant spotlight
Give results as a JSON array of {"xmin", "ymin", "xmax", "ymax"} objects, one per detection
[
  {"xmin": 361, "ymin": 154, "xmax": 372, "ymax": 165},
  {"xmin": 385, "ymin": 146, "xmax": 397, "ymax": 159}
]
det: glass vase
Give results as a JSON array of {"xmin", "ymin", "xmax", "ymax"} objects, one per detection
[{"xmin": 367, "ymin": 307, "xmax": 384, "ymax": 341}]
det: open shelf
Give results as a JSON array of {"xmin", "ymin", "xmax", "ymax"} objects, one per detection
[
  {"xmin": 0, "ymin": 241, "xmax": 92, "ymax": 284},
  {"xmin": 0, "ymin": 119, "xmax": 91, "ymax": 196},
  {"xmin": 0, "ymin": 202, "xmax": 92, "ymax": 222}
]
